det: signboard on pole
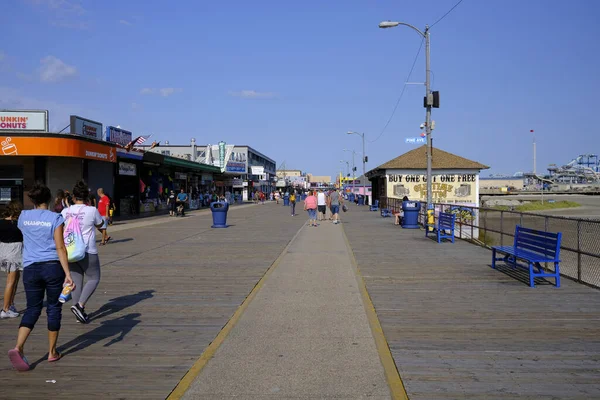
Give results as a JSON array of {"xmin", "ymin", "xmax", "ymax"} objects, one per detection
[
  {"xmin": 218, "ymin": 141, "xmax": 226, "ymax": 172},
  {"xmin": 70, "ymin": 115, "xmax": 103, "ymax": 140},
  {"xmin": 105, "ymin": 126, "xmax": 133, "ymax": 146},
  {"xmin": 405, "ymin": 137, "xmax": 426, "ymax": 144},
  {"xmin": 0, "ymin": 110, "xmax": 48, "ymax": 132}
]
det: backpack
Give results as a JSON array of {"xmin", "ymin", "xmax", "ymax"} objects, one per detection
[
  {"xmin": 290, "ymin": 194, "xmax": 296, "ymax": 202},
  {"xmin": 63, "ymin": 207, "xmax": 86, "ymax": 263}
]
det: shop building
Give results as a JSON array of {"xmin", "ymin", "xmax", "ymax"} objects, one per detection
[
  {"xmin": 367, "ymin": 145, "xmax": 489, "ymax": 206},
  {"xmin": 0, "ymin": 132, "xmax": 116, "ymax": 210},
  {"xmin": 366, "ymin": 146, "xmax": 489, "ymax": 239},
  {"xmin": 139, "ymin": 140, "xmax": 276, "ymax": 201}
]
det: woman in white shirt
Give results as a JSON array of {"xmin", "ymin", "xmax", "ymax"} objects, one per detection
[{"xmin": 61, "ymin": 181, "xmax": 104, "ymax": 324}]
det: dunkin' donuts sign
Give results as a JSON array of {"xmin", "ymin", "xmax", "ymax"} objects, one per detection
[
  {"xmin": 0, "ymin": 110, "xmax": 48, "ymax": 132},
  {"xmin": 70, "ymin": 115, "xmax": 103, "ymax": 140}
]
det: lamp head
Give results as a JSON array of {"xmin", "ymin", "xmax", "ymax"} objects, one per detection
[{"xmin": 379, "ymin": 21, "xmax": 400, "ymax": 28}]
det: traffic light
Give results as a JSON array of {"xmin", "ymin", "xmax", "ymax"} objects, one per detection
[
  {"xmin": 364, "ymin": 156, "xmax": 368, "ymax": 163},
  {"xmin": 432, "ymin": 91, "xmax": 440, "ymax": 108},
  {"xmin": 423, "ymin": 91, "xmax": 440, "ymax": 108}
]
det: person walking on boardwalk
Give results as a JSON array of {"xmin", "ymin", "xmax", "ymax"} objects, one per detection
[
  {"xmin": 0, "ymin": 201, "xmax": 23, "ymax": 318},
  {"xmin": 97, "ymin": 188, "xmax": 111, "ymax": 245},
  {"xmin": 317, "ymin": 189, "xmax": 327, "ymax": 221},
  {"xmin": 289, "ymin": 191, "xmax": 297, "ymax": 216},
  {"xmin": 62, "ymin": 181, "xmax": 104, "ymax": 324},
  {"xmin": 328, "ymin": 188, "xmax": 343, "ymax": 224},
  {"xmin": 53, "ymin": 189, "xmax": 69, "ymax": 213},
  {"xmin": 8, "ymin": 182, "xmax": 74, "ymax": 371},
  {"xmin": 304, "ymin": 190, "xmax": 318, "ymax": 227}
]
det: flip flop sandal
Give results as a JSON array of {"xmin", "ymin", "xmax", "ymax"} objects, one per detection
[
  {"xmin": 105, "ymin": 237, "xmax": 112, "ymax": 244},
  {"xmin": 8, "ymin": 349, "xmax": 30, "ymax": 371},
  {"xmin": 48, "ymin": 352, "xmax": 62, "ymax": 362}
]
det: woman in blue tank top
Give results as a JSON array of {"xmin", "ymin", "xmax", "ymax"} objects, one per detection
[{"xmin": 8, "ymin": 183, "xmax": 74, "ymax": 371}]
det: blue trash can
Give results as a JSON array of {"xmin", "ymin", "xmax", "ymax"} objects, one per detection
[
  {"xmin": 301, "ymin": 194, "xmax": 307, "ymax": 201},
  {"xmin": 348, "ymin": 193, "xmax": 355, "ymax": 203},
  {"xmin": 357, "ymin": 195, "xmax": 364, "ymax": 206},
  {"xmin": 401, "ymin": 201, "xmax": 420, "ymax": 229},
  {"xmin": 283, "ymin": 196, "xmax": 290, "ymax": 206},
  {"xmin": 210, "ymin": 201, "xmax": 229, "ymax": 228}
]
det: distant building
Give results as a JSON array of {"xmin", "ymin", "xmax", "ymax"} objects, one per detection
[
  {"xmin": 306, "ymin": 174, "xmax": 331, "ymax": 186},
  {"xmin": 480, "ymin": 177, "xmax": 525, "ymax": 192},
  {"xmin": 276, "ymin": 169, "xmax": 302, "ymax": 178},
  {"xmin": 139, "ymin": 139, "xmax": 276, "ymax": 201},
  {"xmin": 341, "ymin": 175, "xmax": 371, "ymax": 196}
]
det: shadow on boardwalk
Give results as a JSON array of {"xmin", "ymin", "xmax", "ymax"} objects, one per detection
[
  {"xmin": 343, "ymin": 205, "xmax": 600, "ymax": 400},
  {"xmin": 89, "ymin": 289, "xmax": 155, "ymax": 322}
]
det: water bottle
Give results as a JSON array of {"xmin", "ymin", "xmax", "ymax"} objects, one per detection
[{"xmin": 58, "ymin": 285, "xmax": 73, "ymax": 303}]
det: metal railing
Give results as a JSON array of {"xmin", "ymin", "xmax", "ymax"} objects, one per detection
[{"xmin": 379, "ymin": 197, "xmax": 600, "ymax": 289}]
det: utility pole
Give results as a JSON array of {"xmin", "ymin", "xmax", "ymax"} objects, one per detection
[
  {"xmin": 379, "ymin": 20, "xmax": 436, "ymax": 228},
  {"xmin": 344, "ymin": 149, "xmax": 356, "ymax": 196},
  {"xmin": 424, "ymin": 26, "xmax": 432, "ymax": 214}
]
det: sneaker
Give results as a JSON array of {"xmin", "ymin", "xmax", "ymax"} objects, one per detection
[
  {"xmin": 9, "ymin": 304, "xmax": 17, "ymax": 313},
  {"xmin": 1, "ymin": 309, "xmax": 19, "ymax": 319},
  {"xmin": 71, "ymin": 304, "xmax": 89, "ymax": 324}
]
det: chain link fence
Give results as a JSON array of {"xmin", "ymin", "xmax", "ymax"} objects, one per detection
[{"xmin": 379, "ymin": 197, "xmax": 600, "ymax": 289}]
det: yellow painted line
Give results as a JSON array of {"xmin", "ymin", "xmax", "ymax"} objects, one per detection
[
  {"xmin": 166, "ymin": 223, "xmax": 306, "ymax": 400},
  {"xmin": 341, "ymin": 227, "xmax": 410, "ymax": 400}
]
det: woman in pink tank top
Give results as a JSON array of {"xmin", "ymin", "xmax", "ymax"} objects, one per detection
[{"xmin": 303, "ymin": 191, "xmax": 318, "ymax": 227}]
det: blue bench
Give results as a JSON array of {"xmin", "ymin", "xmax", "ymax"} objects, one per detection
[
  {"xmin": 370, "ymin": 200, "xmax": 379, "ymax": 212},
  {"xmin": 492, "ymin": 225, "xmax": 562, "ymax": 288},
  {"xmin": 425, "ymin": 212, "xmax": 455, "ymax": 243}
]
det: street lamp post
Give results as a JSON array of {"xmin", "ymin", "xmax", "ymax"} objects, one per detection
[
  {"xmin": 379, "ymin": 21, "xmax": 433, "ymax": 216},
  {"xmin": 343, "ymin": 149, "xmax": 356, "ymax": 196},
  {"xmin": 347, "ymin": 131, "xmax": 366, "ymax": 203}
]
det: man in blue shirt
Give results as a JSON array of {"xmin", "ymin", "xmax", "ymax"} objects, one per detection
[{"xmin": 176, "ymin": 188, "xmax": 188, "ymax": 216}]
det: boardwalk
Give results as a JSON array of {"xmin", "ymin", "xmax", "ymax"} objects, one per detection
[
  {"xmin": 343, "ymin": 206, "xmax": 600, "ymax": 400},
  {"xmin": 1, "ymin": 201, "xmax": 600, "ymax": 399}
]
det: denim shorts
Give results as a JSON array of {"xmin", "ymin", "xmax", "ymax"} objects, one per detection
[
  {"xmin": 307, "ymin": 209, "xmax": 317, "ymax": 219},
  {"xmin": 330, "ymin": 205, "xmax": 340, "ymax": 215}
]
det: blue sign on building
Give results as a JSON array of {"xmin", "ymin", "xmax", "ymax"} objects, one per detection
[{"xmin": 105, "ymin": 126, "xmax": 133, "ymax": 147}]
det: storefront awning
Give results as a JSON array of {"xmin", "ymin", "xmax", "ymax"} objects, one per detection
[
  {"xmin": 163, "ymin": 156, "xmax": 220, "ymax": 173},
  {"xmin": 0, "ymin": 132, "xmax": 116, "ymax": 163}
]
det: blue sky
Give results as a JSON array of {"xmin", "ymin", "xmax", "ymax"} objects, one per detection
[{"xmin": 1, "ymin": 0, "xmax": 598, "ymax": 178}]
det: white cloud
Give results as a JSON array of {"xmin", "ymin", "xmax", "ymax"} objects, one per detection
[
  {"xmin": 159, "ymin": 88, "xmax": 182, "ymax": 97},
  {"xmin": 38, "ymin": 56, "xmax": 77, "ymax": 83},
  {"xmin": 140, "ymin": 87, "xmax": 182, "ymax": 97},
  {"xmin": 119, "ymin": 19, "xmax": 132, "ymax": 26},
  {"xmin": 51, "ymin": 20, "xmax": 89, "ymax": 30},
  {"xmin": 229, "ymin": 90, "xmax": 277, "ymax": 99},
  {"xmin": 0, "ymin": 87, "xmax": 80, "ymax": 131},
  {"xmin": 26, "ymin": 0, "xmax": 86, "ymax": 14},
  {"xmin": 26, "ymin": 0, "xmax": 89, "ymax": 30}
]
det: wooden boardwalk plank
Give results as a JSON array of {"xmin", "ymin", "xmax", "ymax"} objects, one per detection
[{"xmin": 342, "ymin": 206, "xmax": 600, "ymax": 400}]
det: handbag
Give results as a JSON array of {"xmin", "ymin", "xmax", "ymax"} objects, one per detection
[{"xmin": 342, "ymin": 204, "xmax": 348, "ymax": 212}]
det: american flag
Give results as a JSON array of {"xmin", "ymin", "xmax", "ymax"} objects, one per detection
[{"xmin": 135, "ymin": 135, "xmax": 152, "ymax": 145}]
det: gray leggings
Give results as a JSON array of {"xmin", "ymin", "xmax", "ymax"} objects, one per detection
[{"xmin": 69, "ymin": 253, "xmax": 101, "ymax": 307}]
